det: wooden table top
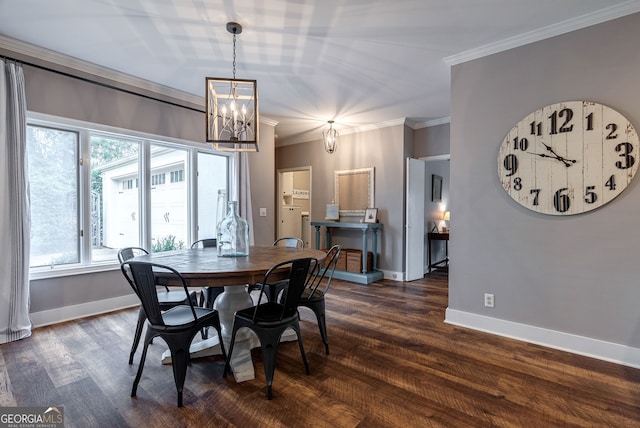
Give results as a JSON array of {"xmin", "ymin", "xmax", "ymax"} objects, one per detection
[{"xmin": 131, "ymin": 245, "xmax": 327, "ymax": 286}]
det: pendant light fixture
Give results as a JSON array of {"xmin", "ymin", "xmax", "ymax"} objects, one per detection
[
  {"xmin": 323, "ymin": 120, "xmax": 338, "ymax": 154},
  {"xmin": 206, "ymin": 22, "xmax": 259, "ymax": 152}
]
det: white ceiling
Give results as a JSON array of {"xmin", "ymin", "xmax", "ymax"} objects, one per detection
[{"xmin": 1, "ymin": 0, "xmax": 639, "ymax": 145}]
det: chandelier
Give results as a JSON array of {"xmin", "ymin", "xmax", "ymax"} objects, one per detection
[
  {"xmin": 206, "ymin": 22, "xmax": 258, "ymax": 152},
  {"xmin": 323, "ymin": 120, "xmax": 338, "ymax": 154}
]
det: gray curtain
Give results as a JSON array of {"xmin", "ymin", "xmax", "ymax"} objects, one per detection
[
  {"xmin": 230, "ymin": 152, "xmax": 255, "ymax": 245},
  {"xmin": 0, "ymin": 59, "xmax": 31, "ymax": 343}
]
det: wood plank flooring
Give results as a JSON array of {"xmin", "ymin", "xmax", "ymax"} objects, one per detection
[{"xmin": 2, "ymin": 273, "xmax": 640, "ymax": 427}]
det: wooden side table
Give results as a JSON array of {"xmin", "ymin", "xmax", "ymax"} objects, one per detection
[{"xmin": 427, "ymin": 232, "xmax": 449, "ymax": 273}]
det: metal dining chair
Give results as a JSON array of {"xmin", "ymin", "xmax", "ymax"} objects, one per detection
[
  {"xmin": 297, "ymin": 245, "xmax": 341, "ymax": 354},
  {"xmin": 248, "ymin": 237, "xmax": 305, "ymax": 300},
  {"xmin": 272, "ymin": 237, "xmax": 304, "ymax": 248},
  {"xmin": 121, "ymin": 261, "xmax": 226, "ymax": 407},
  {"xmin": 117, "ymin": 247, "xmax": 197, "ymax": 364},
  {"xmin": 224, "ymin": 257, "xmax": 317, "ymax": 399}
]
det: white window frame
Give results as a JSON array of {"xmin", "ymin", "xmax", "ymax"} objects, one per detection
[{"xmin": 28, "ymin": 112, "xmax": 231, "ymax": 279}]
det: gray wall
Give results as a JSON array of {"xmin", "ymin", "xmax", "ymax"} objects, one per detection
[
  {"xmin": 17, "ymin": 62, "xmax": 276, "ymax": 317},
  {"xmin": 249, "ymin": 124, "xmax": 277, "ymax": 246},
  {"xmin": 414, "ymin": 123, "xmax": 451, "ymax": 158},
  {"xmin": 449, "ymin": 12, "xmax": 640, "ymax": 347},
  {"xmin": 276, "ymin": 124, "xmax": 408, "ymax": 275}
]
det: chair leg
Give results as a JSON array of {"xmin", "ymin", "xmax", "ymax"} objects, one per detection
[
  {"xmin": 291, "ymin": 321, "xmax": 310, "ymax": 375},
  {"xmin": 260, "ymin": 339, "xmax": 280, "ymax": 400},
  {"xmin": 223, "ymin": 325, "xmax": 239, "ymax": 376},
  {"xmin": 212, "ymin": 322, "xmax": 227, "ymax": 360},
  {"xmin": 200, "ymin": 287, "xmax": 210, "ymax": 340},
  {"xmin": 168, "ymin": 345, "xmax": 190, "ymax": 407},
  {"xmin": 131, "ymin": 329, "xmax": 154, "ymax": 398},
  {"xmin": 310, "ymin": 300, "xmax": 329, "ymax": 354},
  {"xmin": 129, "ymin": 308, "xmax": 146, "ymax": 364}
]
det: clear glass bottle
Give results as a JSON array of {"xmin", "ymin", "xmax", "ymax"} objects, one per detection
[{"xmin": 217, "ymin": 201, "xmax": 249, "ymax": 257}]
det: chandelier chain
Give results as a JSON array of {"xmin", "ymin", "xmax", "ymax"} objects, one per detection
[{"xmin": 232, "ymin": 33, "xmax": 237, "ymax": 79}]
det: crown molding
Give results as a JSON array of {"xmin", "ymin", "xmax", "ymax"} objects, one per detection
[
  {"xmin": 260, "ymin": 117, "xmax": 279, "ymax": 127},
  {"xmin": 414, "ymin": 117, "xmax": 451, "ymax": 129},
  {"xmin": 444, "ymin": 1, "xmax": 640, "ymax": 66},
  {"xmin": 0, "ymin": 35, "xmax": 205, "ymax": 106}
]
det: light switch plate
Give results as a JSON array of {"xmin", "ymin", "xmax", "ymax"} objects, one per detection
[{"xmin": 259, "ymin": 208, "xmax": 267, "ymax": 217}]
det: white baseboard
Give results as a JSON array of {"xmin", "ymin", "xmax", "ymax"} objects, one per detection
[
  {"xmin": 30, "ymin": 294, "xmax": 140, "ymax": 328},
  {"xmin": 381, "ymin": 269, "xmax": 404, "ymax": 281},
  {"xmin": 445, "ymin": 308, "xmax": 640, "ymax": 369}
]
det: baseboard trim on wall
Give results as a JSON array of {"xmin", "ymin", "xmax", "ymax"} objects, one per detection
[
  {"xmin": 445, "ymin": 308, "xmax": 640, "ymax": 369},
  {"xmin": 30, "ymin": 294, "xmax": 140, "ymax": 328},
  {"xmin": 381, "ymin": 270, "xmax": 404, "ymax": 281}
]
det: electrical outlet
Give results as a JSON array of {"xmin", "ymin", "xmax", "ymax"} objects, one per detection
[{"xmin": 484, "ymin": 293, "xmax": 494, "ymax": 308}]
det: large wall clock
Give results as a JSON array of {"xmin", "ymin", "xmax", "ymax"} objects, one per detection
[{"xmin": 497, "ymin": 101, "xmax": 639, "ymax": 215}]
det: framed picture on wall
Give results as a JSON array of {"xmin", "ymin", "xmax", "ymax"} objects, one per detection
[
  {"xmin": 432, "ymin": 174, "xmax": 443, "ymax": 201},
  {"xmin": 325, "ymin": 203, "xmax": 339, "ymax": 221}
]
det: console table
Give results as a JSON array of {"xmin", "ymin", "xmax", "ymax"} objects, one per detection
[
  {"xmin": 311, "ymin": 221, "xmax": 383, "ymax": 284},
  {"xmin": 427, "ymin": 232, "xmax": 449, "ymax": 273}
]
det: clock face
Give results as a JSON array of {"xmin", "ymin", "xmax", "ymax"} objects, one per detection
[{"xmin": 497, "ymin": 101, "xmax": 639, "ymax": 215}]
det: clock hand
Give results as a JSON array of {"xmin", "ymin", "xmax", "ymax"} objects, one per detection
[
  {"xmin": 538, "ymin": 142, "xmax": 577, "ymax": 167},
  {"xmin": 554, "ymin": 155, "xmax": 577, "ymax": 167},
  {"xmin": 526, "ymin": 152, "xmax": 558, "ymax": 160},
  {"xmin": 540, "ymin": 141, "xmax": 562, "ymax": 158}
]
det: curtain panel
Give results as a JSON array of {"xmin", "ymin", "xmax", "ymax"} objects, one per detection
[
  {"xmin": 229, "ymin": 152, "xmax": 255, "ymax": 245},
  {"xmin": 0, "ymin": 59, "xmax": 32, "ymax": 343}
]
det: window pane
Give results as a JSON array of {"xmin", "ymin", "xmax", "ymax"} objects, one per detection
[
  {"xmin": 27, "ymin": 125, "xmax": 79, "ymax": 267},
  {"xmin": 197, "ymin": 152, "xmax": 228, "ymax": 241},
  {"xmin": 150, "ymin": 145, "xmax": 188, "ymax": 252},
  {"xmin": 90, "ymin": 135, "xmax": 140, "ymax": 262}
]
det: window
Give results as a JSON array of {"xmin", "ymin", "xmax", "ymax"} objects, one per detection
[
  {"xmin": 170, "ymin": 169, "xmax": 184, "ymax": 183},
  {"xmin": 150, "ymin": 145, "xmax": 188, "ymax": 252},
  {"xmin": 197, "ymin": 152, "xmax": 228, "ymax": 240},
  {"xmin": 27, "ymin": 115, "xmax": 230, "ymax": 270},
  {"xmin": 27, "ymin": 125, "xmax": 80, "ymax": 268},
  {"xmin": 90, "ymin": 135, "xmax": 140, "ymax": 263},
  {"xmin": 151, "ymin": 173, "xmax": 165, "ymax": 186}
]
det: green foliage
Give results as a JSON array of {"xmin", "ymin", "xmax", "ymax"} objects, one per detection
[{"xmin": 151, "ymin": 235, "xmax": 185, "ymax": 253}]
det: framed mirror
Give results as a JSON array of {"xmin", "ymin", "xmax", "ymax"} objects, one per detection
[{"xmin": 335, "ymin": 167, "xmax": 374, "ymax": 216}]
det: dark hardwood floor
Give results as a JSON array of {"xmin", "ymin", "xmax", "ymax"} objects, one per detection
[{"xmin": 2, "ymin": 272, "xmax": 640, "ymax": 427}]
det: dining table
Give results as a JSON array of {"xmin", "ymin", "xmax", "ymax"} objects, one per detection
[{"xmin": 131, "ymin": 245, "xmax": 327, "ymax": 382}]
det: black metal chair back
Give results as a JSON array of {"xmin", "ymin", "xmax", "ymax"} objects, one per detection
[{"xmin": 191, "ymin": 238, "xmax": 217, "ymax": 249}]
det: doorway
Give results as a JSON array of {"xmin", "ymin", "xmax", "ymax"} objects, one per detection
[
  {"xmin": 277, "ymin": 167, "xmax": 312, "ymax": 247},
  {"xmin": 404, "ymin": 155, "xmax": 450, "ymax": 280},
  {"xmin": 424, "ymin": 155, "xmax": 450, "ymax": 273}
]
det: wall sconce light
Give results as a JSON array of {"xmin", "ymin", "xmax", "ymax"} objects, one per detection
[
  {"xmin": 323, "ymin": 120, "xmax": 338, "ymax": 154},
  {"xmin": 206, "ymin": 22, "xmax": 259, "ymax": 152}
]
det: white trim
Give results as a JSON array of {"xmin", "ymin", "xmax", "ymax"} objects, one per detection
[
  {"xmin": 444, "ymin": 1, "xmax": 640, "ymax": 66},
  {"xmin": 445, "ymin": 308, "xmax": 640, "ymax": 369},
  {"xmin": 420, "ymin": 154, "xmax": 450, "ymax": 162},
  {"xmin": 381, "ymin": 269, "xmax": 404, "ymax": 281},
  {"xmin": 414, "ymin": 117, "xmax": 451, "ymax": 129},
  {"xmin": 30, "ymin": 294, "xmax": 140, "ymax": 328},
  {"xmin": 29, "ymin": 263, "xmax": 120, "ymax": 281}
]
